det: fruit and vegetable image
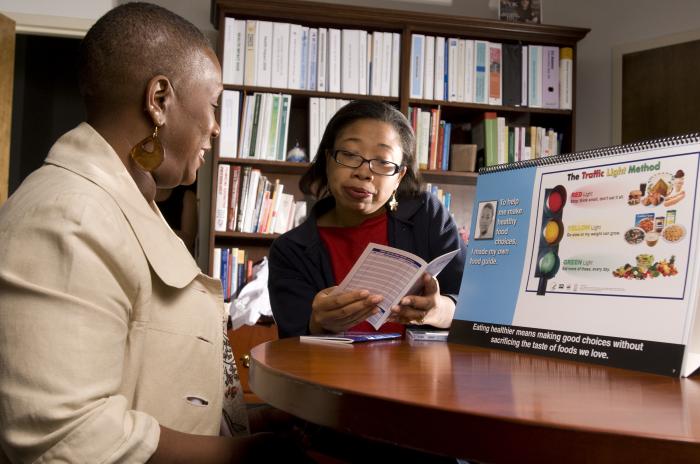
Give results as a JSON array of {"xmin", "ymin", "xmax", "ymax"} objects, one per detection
[{"xmin": 612, "ymin": 255, "xmax": 678, "ymax": 279}]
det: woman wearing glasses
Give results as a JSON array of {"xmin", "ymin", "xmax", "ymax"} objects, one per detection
[{"xmin": 269, "ymin": 100, "xmax": 467, "ymax": 337}]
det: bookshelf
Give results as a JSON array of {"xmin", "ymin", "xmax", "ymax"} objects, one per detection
[{"xmin": 210, "ymin": 0, "xmax": 588, "ymax": 400}]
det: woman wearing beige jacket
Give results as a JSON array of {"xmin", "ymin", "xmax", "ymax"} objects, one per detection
[{"xmin": 0, "ymin": 3, "xmax": 302, "ymax": 463}]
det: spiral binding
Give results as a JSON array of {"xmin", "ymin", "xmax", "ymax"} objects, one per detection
[{"xmin": 478, "ymin": 132, "xmax": 700, "ymax": 175}]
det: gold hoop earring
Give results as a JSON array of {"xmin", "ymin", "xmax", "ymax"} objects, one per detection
[
  {"xmin": 130, "ymin": 125, "xmax": 164, "ymax": 171},
  {"xmin": 389, "ymin": 190, "xmax": 398, "ymax": 211}
]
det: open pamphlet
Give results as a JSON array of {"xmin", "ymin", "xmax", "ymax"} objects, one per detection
[
  {"xmin": 300, "ymin": 332, "xmax": 402, "ymax": 344},
  {"xmin": 332, "ymin": 243, "xmax": 460, "ymax": 330},
  {"xmin": 451, "ymin": 133, "xmax": 700, "ymax": 376}
]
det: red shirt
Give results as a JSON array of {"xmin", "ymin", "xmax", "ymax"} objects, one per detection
[{"xmin": 318, "ymin": 213, "xmax": 405, "ymax": 334}]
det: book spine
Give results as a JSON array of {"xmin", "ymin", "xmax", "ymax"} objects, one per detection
[
  {"xmin": 433, "ymin": 36, "xmax": 445, "ymax": 101},
  {"xmin": 541, "ymin": 46, "xmax": 560, "ymax": 109},
  {"xmin": 214, "ymin": 164, "xmax": 230, "ymax": 232},
  {"xmin": 359, "ymin": 30, "xmax": 367, "ymax": 95},
  {"xmin": 300, "ymin": 27, "xmax": 309, "ymax": 90},
  {"xmin": 277, "ymin": 94, "xmax": 291, "ymax": 161},
  {"xmin": 217, "ymin": 90, "xmax": 240, "ymax": 159},
  {"xmin": 423, "ymin": 35, "xmax": 435, "ymax": 100},
  {"xmin": 381, "ymin": 32, "xmax": 392, "ymax": 97},
  {"xmin": 227, "ymin": 165, "xmax": 241, "ymax": 231},
  {"xmin": 463, "ymin": 39, "xmax": 474, "ymax": 103},
  {"xmin": 244, "ymin": 20, "xmax": 257, "ymax": 86},
  {"xmin": 317, "ymin": 28, "xmax": 328, "ymax": 92},
  {"xmin": 308, "ymin": 28, "xmax": 318, "ymax": 91},
  {"xmin": 447, "ymin": 38, "xmax": 458, "ymax": 102},
  {"xmin": 409, "ymin": 34, "xmax": 425, "ymax": 99},
  {"xmin": 488, "ymin": 42, "xmax": 502, "ymax": 106},
  {"xmin": 391, "ymin": 33, "xmax": 401, "ymax": 98},
  {"xmin": 474, "ymin": 40, "xmax": 488, "ymax": 104},
  {"xmin": 328, "ymin": 28, "xmax": 341, "ymax": 93},
  {"xmin": 559, "ymin": 47, "xmax": 573, "ymax": 110},
  {"xmin": 271, "ymin": 22, "xmax": 290, "ymax": 89},
  {"xmin": 256, "ymin": 21, "xmax": 273, "ymax": 88},
  {"xmin": 288, "ymin": 24, "xmax": 302, "ymax": 90},
  {"xmin": 370, "ymin": 32, "xmax": 382, "ymax": 96}
]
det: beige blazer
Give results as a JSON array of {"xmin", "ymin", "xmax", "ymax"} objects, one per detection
[{"xmin": 0, "ymin": 124, "xmax": 228, "ymax": 463}]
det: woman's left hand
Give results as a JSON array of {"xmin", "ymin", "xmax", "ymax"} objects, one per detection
[{"xmin": 388, "ymin": 273, "xmax": 455, "ymax": 328}]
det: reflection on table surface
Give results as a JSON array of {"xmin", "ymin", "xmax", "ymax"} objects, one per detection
[{"xmin": 252, "ymin": 338, "xmax": 700, "ymax": 447}]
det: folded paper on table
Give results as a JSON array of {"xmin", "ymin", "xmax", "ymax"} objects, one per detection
[{"xmin": 300, "ymin": 332, "xmax": 402, "ymax": 344}]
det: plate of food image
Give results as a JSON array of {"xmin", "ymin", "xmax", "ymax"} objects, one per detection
[
  {"xmin": 642, "ymin": 172, "xmax": 673, "ymax": 206},
  {"xmin": 662, "ymin": 224, "xmax": 686, "ymax": 243},
  {"xmin": 623, "ymin": 227, "xmax": 645, "ymax": 245}
]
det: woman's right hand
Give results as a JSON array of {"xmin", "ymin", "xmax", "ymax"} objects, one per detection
[{"xmin": 308, "ymin": 287, "xmax": 383, "ymax": 334}]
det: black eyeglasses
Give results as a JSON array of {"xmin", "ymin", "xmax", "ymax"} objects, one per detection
[{"xmin": 330, "ymin": 149, "xmax": 403, "ymax": 176}]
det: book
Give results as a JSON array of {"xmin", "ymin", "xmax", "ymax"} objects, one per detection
[
  {"xmin": 433, "ymin": 36, "xmax": 445, "ymax": 101},
  {"xmin": 300, "ymin": 27, "xmax": 309, "ymax": 90},
  {"xmin": 528, "ymin": 44, "xmax": 542, "ymax": 108},
  {"xmin": 502, "ymin": 43, "xmax": 522, "ymax": 106},
  {"xmin": 308, "ymin": 28, "xmax": 318, "ymax": 91},
  {"xmin": 332, "ymin": 243, "xmax": 460, "ymax": 330},
  {"xmin": 217, "ymin": 90, "xmax": 240, "ymax": 159},
  {"xmin": 473, "ymin": 40, "xmax": 489, "ymax": 104},
  {"xmin": 541, "ymin": 46, "xmax": 560, "ymax": 109},
  {"xmin": 288, "ymin": 24, "xmax": 302, "ymax": 89},
  {"xmin": 214, "ymin": 164, "xmax": 230, "ymax": 232},
  {"xmin": 369, "ymin": 32, "xmax": 382, "ymax": 96},
  {"xmin": 222, "ymin": 17, "xmax": 245, "ymax": 86},
  {"xmin": 452, "ymin": 133, "xmax": 700, "ymax": 377},
  {"xmin": 255, "ymin": 21, "xmax": 273, "ymax": 88},
  {"xmin": 244, "ymin": 20, "xmax": 257, "ymax": 86},
  {"xmin": 423, "ymin": 35, "xmax": 435, "ymax": 100},
  {"xmin": 271, "ymin": 22, "xmax": 290, "ymax": 89},
  {"xmin": 300, "ymin": 332, "xmax": 402, "ymax": 344},
  {"xmin": 488, "ymin": 42, "xmax": 502, "ymax": 106},
  {"xmin": 406, "ymin": 328, "xmax": 449, "ymax": 342},
  {"xmin": 409, "ymin": 34, "xmax": 425, "ymax": 99},
  {"xmin": 328, "ymin": 28, "xmax": 341, "ymax": 93},
  {"xmin": 317, "ymin": 28, "xmax": 328, "ymax": 92},
  {"xmin": 390, "ymin": 32, "xmax": 401, "ymax": 98},
  {"xmin": 559, "ymin": 47, "xmax": 573, "ymax": 110}
]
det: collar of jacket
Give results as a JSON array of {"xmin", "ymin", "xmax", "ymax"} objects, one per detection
[
  {"xmin": 284, "ymin": 193, "xmax": 426, "ymax": 250},
  {"xmin": 43, "ymin": 122, "xmax": 200, "ymax": 289}
]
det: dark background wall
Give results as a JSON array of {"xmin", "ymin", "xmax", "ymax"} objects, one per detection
[{"xmin": 10, "ymin": 34, "xmax": 84, "ymax": 194}]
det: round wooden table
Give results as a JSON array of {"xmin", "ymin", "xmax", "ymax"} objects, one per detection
[{"xmin": 249, "ymin": 337, "xmax": 700, "ymax": 463}]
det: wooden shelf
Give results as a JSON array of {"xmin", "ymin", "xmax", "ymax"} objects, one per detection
[
  {"xmin": 215, "ymin": 231, "xmax": 280, "ymax": 241},
  {"xmin": 408, "ymin": 98, "xmax": 573, "ymax": 115},
  {"xmin": 216, "ymin": 158, "xmax": 311, "ymax": 175},
  {"xmin": 223, "ymin": 84, "xmax": 400, "ymax": 103},
  {"xmin": 421, "ymin": 170, "xmax": 478, "ymax": 185}
]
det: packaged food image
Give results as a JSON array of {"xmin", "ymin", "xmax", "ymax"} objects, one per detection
[
  {"xmin": 655, "ymin": 217, "xmax": 665, "ymax": 232},
  {"xmin": 666, "ymin": 210, "xmax": 676, "ymax": 226},
  {"xmin": 635, "ymin": 212, "xmax": 655, "ymax": 232}
]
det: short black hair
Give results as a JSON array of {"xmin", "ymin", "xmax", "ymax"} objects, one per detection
[
  {"xmin": 79, "ymin": 2, "xmax": 211, "ymax": 112},
  {"xmin": 299, "ymin": 100, "xmax": 421, "ymax": 199}
]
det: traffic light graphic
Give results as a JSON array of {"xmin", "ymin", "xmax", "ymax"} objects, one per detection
[{"xmin": 535, "ymin": 185, "xmax": 567, "ymax": 295}]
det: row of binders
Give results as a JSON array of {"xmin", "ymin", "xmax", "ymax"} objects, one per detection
[
  {"xmin": 218, "ymin": 91, "xmax": 291, "ymax": 160},
  {"xmin": 409, "ymin": 35, "xmax": 573, "ymax": 110},
  {"xmin": 212, "ymin": 247, "xmax": 251, "ymax": 302},
  {"xmin": 473, "ymin": 112, "xmax": 561, "ymax": 166},
  {"xmin": 222, "ymin": 17, "xmax": 400, "ymax": 97},
  {"xmin": 214, "ymin": 164, "xmax": 307, "ymax": 234}
]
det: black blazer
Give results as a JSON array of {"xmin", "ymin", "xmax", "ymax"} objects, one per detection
[{"xmin": 268, "ymin": 192, "xmax": 468, "ymax": 338}]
